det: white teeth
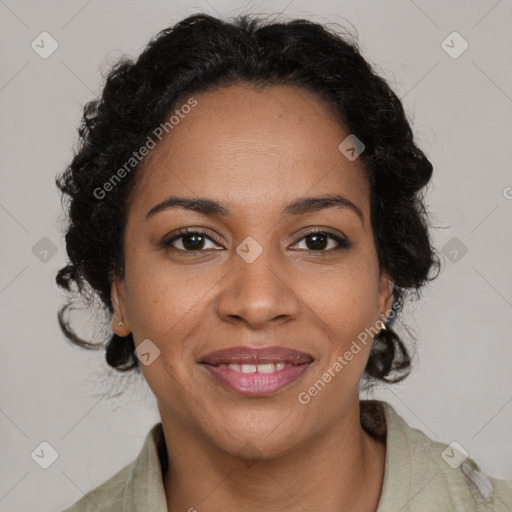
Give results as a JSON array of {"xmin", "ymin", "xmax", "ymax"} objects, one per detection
[
  {"xmin": 257, "ymin": 363, "xmax": 275, "ymax": 374},
  {"xmin": 241, "ymin": 364, "xmax": 257, "ymax": 373},
  {"xmin": 224, "ymin": 362, "xmax": 292, "ymax": 373}
]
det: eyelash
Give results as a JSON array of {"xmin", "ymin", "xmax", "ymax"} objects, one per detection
[{"xmin": 161, "ymin": 227, "xmax": 351, "ymax": 254}]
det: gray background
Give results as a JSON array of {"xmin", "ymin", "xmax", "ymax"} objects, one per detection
[{"xmin": 1, "ymin": 0, "xmax": 511, "ymax": 510}]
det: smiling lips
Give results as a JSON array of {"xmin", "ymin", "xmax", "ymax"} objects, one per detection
[{"xmin": 199, "ymin": 346, "xmax": 313, "ymax": 397}]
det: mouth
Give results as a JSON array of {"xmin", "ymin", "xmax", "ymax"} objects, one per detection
[{"xmin": 199, "ymin": 346, "xmax": 314, "ymax": 397}]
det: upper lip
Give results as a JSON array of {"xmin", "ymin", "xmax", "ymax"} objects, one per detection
[{"xmin": 199, "ymin": 346, "xmax": 314, "ymax": 366}]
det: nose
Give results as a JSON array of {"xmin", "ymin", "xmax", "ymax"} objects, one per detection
[{"xmin": 215, "ymin": 242, "xmax": 301, "ymax": 330}]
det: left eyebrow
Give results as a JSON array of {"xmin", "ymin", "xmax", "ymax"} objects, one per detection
[
  {"xmin": 282, "ymin": 194, "xmax": 364, "ymax": 227},
  {"xmin": 146, "ymin": 193, "xmax": 364, "ymax": 227}
]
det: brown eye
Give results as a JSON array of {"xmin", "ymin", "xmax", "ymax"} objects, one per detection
[
  {"xmin": 161, "ymin": 228, "xmax": 351, "ymax": 254},
  {"xmin": 162, "ymin": 228, "xmax": 223, "ymax": 252},
  {"xmin": 293, "ymin": 230, "xmax": 351, "ymax": 252}
]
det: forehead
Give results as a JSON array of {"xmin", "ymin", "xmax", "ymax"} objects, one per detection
[{"xmin": 129, "ymin": 83, "xmax": 370, "ymax": 219}]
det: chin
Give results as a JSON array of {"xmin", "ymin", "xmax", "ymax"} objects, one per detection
[
  {"xmin": 218, "ymin": 430, "xmax": 301, "ymax": 463},
  {"xmin": 200, "ymin": 405, "xmax": 309, "ymax": 460}
]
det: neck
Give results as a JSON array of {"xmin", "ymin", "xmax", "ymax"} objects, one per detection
[{"xmin": 161, "ymin": 400, "xmax": 386, "ymax": 512}]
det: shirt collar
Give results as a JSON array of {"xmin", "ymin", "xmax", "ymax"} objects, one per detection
[
  {"xmin": 121, "ymin": 400, "xmax": 413, "ymax": 511},
  {"xmin": 121, "ymin": 421, "xmax": 168, "ymax": 510}
]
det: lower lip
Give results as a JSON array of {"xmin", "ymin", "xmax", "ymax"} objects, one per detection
[{"xmin": 200, "ymin": 363, "xmax": 312, "ymax": 397}]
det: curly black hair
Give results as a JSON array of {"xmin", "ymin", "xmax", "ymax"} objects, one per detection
[{"xmin": 55, "ymin": 12, "xmax": 441, "ymax": 383}]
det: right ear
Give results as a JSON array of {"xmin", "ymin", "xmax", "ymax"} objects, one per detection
[{"xmin": 111, "ymin": 277, "xmax": 131, "ymax": 336}]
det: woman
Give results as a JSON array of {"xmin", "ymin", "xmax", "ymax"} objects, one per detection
[{"xmin": 56, "ymin": 13, "xmax": 512, "ymax": 512}]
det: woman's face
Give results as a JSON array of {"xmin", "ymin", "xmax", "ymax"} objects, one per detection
[{"xmin": 112, "ymin": 83, "xmax": 393, "ymax": 458}]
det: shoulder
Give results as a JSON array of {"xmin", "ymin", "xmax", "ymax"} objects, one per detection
[
  {"xmin": 362, "ymin": 400, "xmax": 512, "ymax": 511},
  {"xmin": 462, "ymin": 461, "xmax": 512, "ymax": 511},
  {"xmin": 60, "ymin": 461, "xmax": 134, "ymax": 512}
]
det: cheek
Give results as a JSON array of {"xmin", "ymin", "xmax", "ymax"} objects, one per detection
[
  {"xmin": 308, "ymin": 260, "xmax": 380, "ymax": 332},
  {"xmin": 123, "ymin": 247, "xmax": 228, "ymax": 365},
  {"xmin": 303, "ymin": 255, "xmax": 381, "ymax": 380}
]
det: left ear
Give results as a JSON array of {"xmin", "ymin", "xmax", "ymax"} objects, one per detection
[{"xmin": 377, "ymin": 272, "xmax": 394, "ymax": 321}]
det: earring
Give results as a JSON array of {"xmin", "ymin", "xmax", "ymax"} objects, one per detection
[
  {"xmin": 118, "ymin": 321, "xmax": 124, "ymax": 327},
  {"xmin": 379, "ymin": 315, "xmax": 387, "ymax": 332}
]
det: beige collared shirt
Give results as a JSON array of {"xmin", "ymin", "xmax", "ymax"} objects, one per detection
[{"xmin": 61, "ymin": 400, "xmax": 512, "ymax": 511}]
